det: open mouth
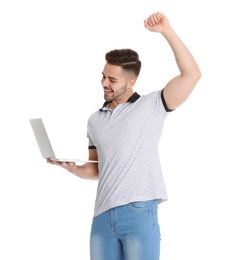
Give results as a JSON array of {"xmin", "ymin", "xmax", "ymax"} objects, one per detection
[{"xmin": 104, "ymin": 89, "xmax": 113, "ymax": 93}]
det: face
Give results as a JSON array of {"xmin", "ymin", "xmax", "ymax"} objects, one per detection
[{"xmin": 101, "ymin": 63, "xmax": 135, "ymax": 102}]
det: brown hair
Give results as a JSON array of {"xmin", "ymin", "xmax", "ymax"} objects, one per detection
[{"xmin": 105, "ymin": 49, "xmax": 142, "ymax": 78}]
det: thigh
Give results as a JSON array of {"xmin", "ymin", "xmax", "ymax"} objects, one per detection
[
  {"xmin": 90, "ymin": 210, "xmax": 123, "ymax": 260},
  {"xmin": 119, "ymin": 200, "xmax": 161, "ymax": 260}
]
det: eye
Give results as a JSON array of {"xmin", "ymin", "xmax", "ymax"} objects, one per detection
[{"xmin": 110, "ymin": 79, "xmax": 116, "ymax": 83}]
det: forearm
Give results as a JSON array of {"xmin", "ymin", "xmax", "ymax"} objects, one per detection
[
  {"xmin": 70, "ymin": 162, "xmax": 99, "ymax": 180},
  {"xmin": 162, "ymin": 27, "xmax": 201, "ymax": 79}
]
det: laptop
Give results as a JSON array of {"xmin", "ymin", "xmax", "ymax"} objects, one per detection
[{"xmin": 29, "ymin": 118, "xmax": 98, "ymax": 163}]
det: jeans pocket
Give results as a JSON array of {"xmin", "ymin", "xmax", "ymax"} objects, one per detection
[{"xmin": 130, "ymin": 201, "xmax": 151, "ymax": 210}]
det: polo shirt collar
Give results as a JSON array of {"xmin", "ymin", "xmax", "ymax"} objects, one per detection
[{"xmin": 99, "ymin": 92, "xmax": 141, "ymax": 112}]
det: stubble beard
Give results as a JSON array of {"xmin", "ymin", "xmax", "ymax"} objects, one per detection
[{"xmin": 104, "ymin": 84, "xmax": 128, "ymax": 102}]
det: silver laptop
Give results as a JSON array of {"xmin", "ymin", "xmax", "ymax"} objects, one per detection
[{"xmin": 29, "ymin": 118, "xmax": 98, "ymax": 163}]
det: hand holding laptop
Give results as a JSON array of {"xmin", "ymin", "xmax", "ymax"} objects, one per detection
[
  {"xmin": 46, "ymin": 158, "xmax": 78, "ymax": 171},
  {"xmin": 46, "ymin": 157, "xmax": 99, "ymax": 180},
  {"xmin": 29, "ymin": 118, "xmax": 98, "ymax": 163}
]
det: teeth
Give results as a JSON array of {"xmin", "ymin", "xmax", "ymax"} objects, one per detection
[{"xmin": 104, "ymin": 89, "xmax": 112, "ymax": 92}]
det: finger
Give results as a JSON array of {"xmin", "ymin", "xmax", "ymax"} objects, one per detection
[
  {"xmin": 146, "ymin": 17, "xmax": 155, "ymax": 28},
  {"xmin": 53, "ymin": 161, "xmax": 60, "ymax": 166},
  {"xmin": 47, "ymin": 158, "xmax": 56, "ymax": 164},
  {"xmin": 61, "ymin": 162, "xmax": 68, "ymax": 166},
  {"xmin": 147, "ymin": 14, "xmax": 156, "ymax": 25},
  {"xmin": 144, "ymin": 22, "xmax": 153, "ymax": 31},
  {"xmin": 154, "ymin": 13, "xmax": 163, "ymax": 24},
  {"xmin": 144, "ymin": 20, "xmax": 151, "ymax": 29},
  {"xmin": 148, "ymin": 15, "xmax": 155, "ymax": 26},
  {"xmin": 46, "ymin": 158, "xmax": 62, "ymax": 167},
  {"xmin": 151, "ymin": 13, "xmax": 158, "ymax": 24},
  {"xmin": 156, "ymin": 12, "xmax": 164, "ymax": 22},
  {"xmin": 147, "ymin": 13, "xmax": 161, "ymax": 27},
  {"xmin": 61, "ymin": 161, "xmax": 74, "ymax": 167},
  {"xmin": 68, "ymin": 162, "xmax": 75, "ymax": 166}
]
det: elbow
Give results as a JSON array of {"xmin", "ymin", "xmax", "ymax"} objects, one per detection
[
  {"xmin": 88, "ymin": 163, "xmax": 99, "ymax": 180},
  {"xmin": 196, "ymin": 70, "xmax": 202, "ymax": 82},
  {"xmin": 193, "ymin": 67, "xmax": 202, "ymax": 83},
  {"xmin": 89, "ymin": 169, "xmax": 99, "ymax": 180},
  {"xmin": 188, "ymin": 69, "xmax": 201, "ymax": 88},
  {"xmin": 91, "ymin": 175, "xmax": 99, "ymax": 181}
]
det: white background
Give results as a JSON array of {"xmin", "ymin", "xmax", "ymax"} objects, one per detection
[{"xmin": 1, "ymin": 0, "xmax": 232, "ymax": 259}]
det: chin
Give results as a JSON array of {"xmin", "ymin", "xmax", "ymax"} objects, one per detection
[{"xmin": 104, "ymin": 95, "xmax": 112, "ymax": 102}]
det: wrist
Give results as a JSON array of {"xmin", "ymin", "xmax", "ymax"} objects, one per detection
[
  {"xmin": 73, "ymin": 164, "xmax": 77, "ymax": 174},
  {"xmin": 161, "ymin": 26, "xmax": 174, "ymax": 35}
]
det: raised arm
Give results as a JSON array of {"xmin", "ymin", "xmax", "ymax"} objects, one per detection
[
  {"xmin": 47, "ymin": 148, "xmax": 99, "ymax": 180},
  {"xmin": 144, "ymin": 12, "xmax": 201, "ymax": 110}
]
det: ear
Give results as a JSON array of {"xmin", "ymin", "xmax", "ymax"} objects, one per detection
[{"xmin": 128, "ymin": 78, "xmax": 136, "ymax": 89}]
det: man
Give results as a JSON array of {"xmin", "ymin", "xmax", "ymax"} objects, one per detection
[{"xmin": 47, "ymin": 12, "xmax": 201, "ymax": 260}]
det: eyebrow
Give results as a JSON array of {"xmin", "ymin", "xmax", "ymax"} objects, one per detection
[{"xmin": 102, "ymin": 72, "xmax": 117, "ymax": 81}]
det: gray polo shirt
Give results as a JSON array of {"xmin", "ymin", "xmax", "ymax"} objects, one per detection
[{"xmin": 87, "ymin": 90, "xmax": 171, "ymax": 217}]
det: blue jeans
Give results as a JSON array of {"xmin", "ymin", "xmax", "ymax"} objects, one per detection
[{"xmin": 90, "ymin": 200, "xmax": 160, "ymax": 260}]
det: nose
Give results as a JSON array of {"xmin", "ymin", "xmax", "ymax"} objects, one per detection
[{"xmin": 101, "ymin": 77, "xmax": 109, "ymax": 86}]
